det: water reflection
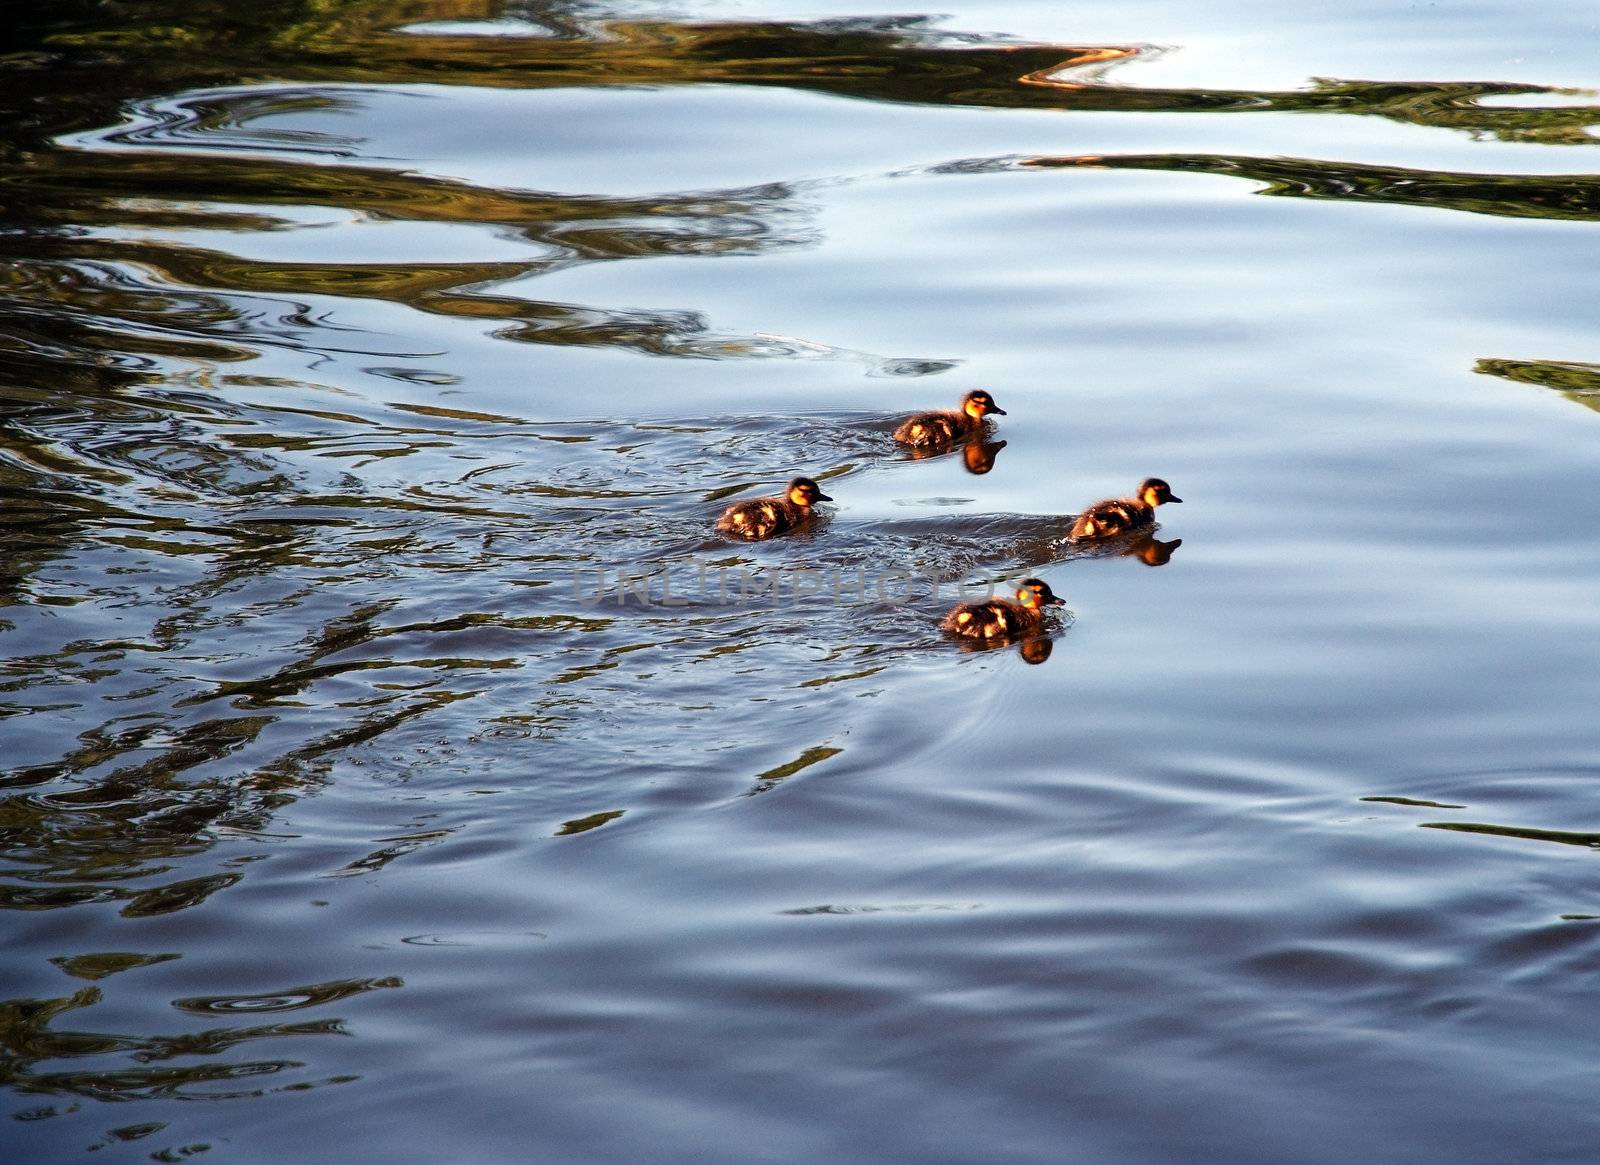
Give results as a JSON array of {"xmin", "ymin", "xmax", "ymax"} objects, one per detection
[
  {"xmin": 16, "ymin": 1, "xmax": 1597, "ymax": 144},
  {"xmin": 12, "ymin": 153, "xmax": 864, "ymax": 364},
  {"xmin": 746, "ymin": 744, "xmax": 844, "ymax": 796},
  {"xmin": 962, "ymin": 437, "xmax": 1007, "ymax": 476},
  {"xmin": 6, "ymin": 0, "xmax": 1596, "ymax": 436},
  {"xmin": 0, "ymin": 979, "xmax": 377, "ymax": 1103},
  {"xmin": 953, "ymin": 632, "xmax": 1056, "ymax": 664},
  {"xmin": 1421, "ymin": 821, "xmax": 1600, "ymax": 849},
  {"xmin": 1476, "ymin": 356, "xmax": 1600, "ymax": 415},
  {"xmin": 49, "ymin": 953, "xmax": 182, "ymax": 981},
  {"xmin": 1124, "ymin": 534, "xmax": 1183, "ymax": 567},
  {"xmin": 1025, "ymin": 153, "xmax": 1600, "ymax": 223},
  {"xmin": 903, "ymin": 434, "xmax": 1008, "ymax": 475}
]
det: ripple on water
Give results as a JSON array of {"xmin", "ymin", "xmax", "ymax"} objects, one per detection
[{"xmin": 172, "ymin": 977, "xmax": 403, "ymax": 1015}]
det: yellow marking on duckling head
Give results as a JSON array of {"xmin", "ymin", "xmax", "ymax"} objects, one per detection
[
  {"xmin": 963, "ymin": 390, "xmax": 1002, "ymax": 419},
  {"xmin": 1139, "ymin": 477, "xmax": 1179, "ymax": 506},
  {"xmin": 786, "ymin": 477, "xmax": 830, "ymax": 507}
]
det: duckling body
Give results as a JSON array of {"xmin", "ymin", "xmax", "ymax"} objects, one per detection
[
  {"xmin": 894, "ymin": 390, "xmax": 1006, "ymax": 449},
  {"xmin": 716, "ymin": 476, "xmax": 833, "ymax": 541},
  {"xmin": 1069, "ymin": 478, "xmax": 1182, "ymax": 541},
  {"xmin": 1072, "ymin": 498, "xmax": 1148, "ymax": 540},
  {"xmin": 942, "ymin": 577, "xmax": 1065, "ymax": 642}
]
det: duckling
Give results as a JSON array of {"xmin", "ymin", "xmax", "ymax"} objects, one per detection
[
  {"xmin": 942, "ymin": 576, "xmax": 1065, "ymax": 642},
  {"xmin": 716, "ymin": 476, "xmax": 833, "ymax": 541},
  {"xmin": 1069, "ymin": 477, "xmax": 1182, "ymax": 541},
  {"xmin": 894, "ymin": 390, "xmax": 1006, "ymax": 448}
]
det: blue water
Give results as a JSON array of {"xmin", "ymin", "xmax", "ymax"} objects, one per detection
[{"xmin": 4, "ymin": 1, "xmax": 1600, "ymax": 1160}]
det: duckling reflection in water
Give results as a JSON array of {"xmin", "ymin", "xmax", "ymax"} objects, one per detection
[
  {"xmin": 894, "ymin": 390, "xmax": 1006, "ymax": 449},
  {"xmin": 1126, "ymin": 534, "xmax": 1183, "ymax": 566},
  {"xmin": 1017, "ymin": 635, "xmax": 1054, "ymax": 664},
  {"xmin": 903, "ymin": 434, "xmax": 1008, "ymax": 475},
  {"xmin": 962, "ymin": 437, "xmax": 1007, "ymax": 475},
  {"xmin": 716, "ymin": 475, "xmax": 833, "ymax": 541},
  {"xmin": 1069, "ymin": 477, "xmax": 1182, "ymax": 541},
  {"xmin": 958, "ymin": 633, "xmax": 1055, "ymax": 664},
  {"xmin": 942, "ymin": 577, "xmax": 1066, "ymax": 644}
]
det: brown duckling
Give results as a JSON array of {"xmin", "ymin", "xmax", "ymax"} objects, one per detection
[
  {"xmin": 1069, "ymin": 477, "xmax": 1182, "ymax": 541},
  {"xmin": 894, "ymin": 390, "xmax": 1006, "ymax": 448},
  {"xmin": 942, "ymin": 577, "xmax": 1066, "ymax": 642},
  {"xmin": 716, "ymin": 475, "xmax": 833, "ymax": 541}
]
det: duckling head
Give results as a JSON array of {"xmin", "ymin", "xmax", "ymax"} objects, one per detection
[
  {"xmin": 962, "ymin": 390, "xmax": 1007, "ymax": 419},
  {"xmin": 787, "ymin": 476, "xmax": 834, "ymax": 507},
  {"xmin": 1139, "ymin": 477, "xmax": 1182, "ymax": 507},
  {"xmin": 1015, "ymin": 577, "xmax": 1066, "ymax": 609}
]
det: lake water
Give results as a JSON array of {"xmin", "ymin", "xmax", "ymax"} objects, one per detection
[{"xmin": 5, "ymin": 1, "xmax": 1600, "ymax": 1160}]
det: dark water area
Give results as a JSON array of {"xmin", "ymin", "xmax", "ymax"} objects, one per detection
[{"xmin": 5, "ymin": 1, "xmax": 1600, "ymax": 1160}]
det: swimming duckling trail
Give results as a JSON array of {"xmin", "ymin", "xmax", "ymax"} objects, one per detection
[
  {"xmin": 2, "ymin": 400, "xmax": 1133, "ymax": 863},
  {"xmin": 561, "ymin": 413, "xmax": 1177, "ymax": 606}
]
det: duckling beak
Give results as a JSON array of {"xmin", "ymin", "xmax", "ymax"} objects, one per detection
[
  {"xmin": 1048, "ymin": 595, "xmax": 1066, "ymax": 606},
  {"xmin": 1167, "ymin": 495, "xmax": 1183, "ymax": 504},
  {"xmin": 815, "ymin": 490, "xmax": 834, "ymax": 502},
  {"xmin": 989, "ymin": 406, "xmax": 1007, "ymax": 416}
]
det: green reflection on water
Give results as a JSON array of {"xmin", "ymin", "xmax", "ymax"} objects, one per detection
[
  {"xmin": 11, "ymin": 1, "xmax": 1600, "ymax": 143},
  {"xmin": 1476, "ymin": 357, "xmax": 1600, "ymax": 415},
  {"xmin": 0, "ymin": 982, "xmax": 369, "ymax": 1103},
  {"xmin": 1422, "ymin": 821, "xmax": 1600, "ymax": 849},
  {"xmin": 1029, "ymin": 153, "xmax": 1600, "ymax": 223}
]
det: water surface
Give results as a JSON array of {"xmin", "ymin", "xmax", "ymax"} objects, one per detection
[{"xmin": 5, "ymin": 1, "xmax": 1600, "ymax": 1160}]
